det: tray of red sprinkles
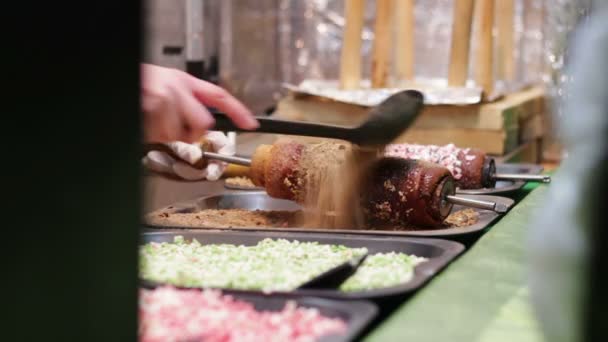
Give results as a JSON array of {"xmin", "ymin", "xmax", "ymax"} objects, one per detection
[{"xmin": 139, "ymin": 286, "xmax": 377, "ymax": 342}]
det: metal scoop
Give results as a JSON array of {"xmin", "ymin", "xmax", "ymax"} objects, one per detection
[{"xmin": 211, "ymin": 90, "xmax": 424, "ymax": 146}]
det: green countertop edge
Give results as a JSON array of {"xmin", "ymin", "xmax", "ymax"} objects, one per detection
[{"xmin": 364, "ymin": 183, "xmax": 549, "ymax": 342}]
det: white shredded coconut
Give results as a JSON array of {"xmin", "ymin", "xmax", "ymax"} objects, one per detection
[{"xmin": 384, "ymin": 143, "xmax": 477, "ymax": 180}]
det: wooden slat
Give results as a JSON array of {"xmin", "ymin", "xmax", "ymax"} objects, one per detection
[
  {"xmin": 448, "ymin": 0, "xmax": 476, "ymax": 86},
  {"xmin": 371, "ymin": 0, "xmax": 393, "ymax": 88},
  {"xmin": 394, "ymin": 0, "xmax": 415, "ymax": 82},
  {"xmin": 496, "ymin": 0, "xmax": 515, "ymax": 81},
  {"xmin": 340, "ymin": 0, "xmax": 366, "ymax": 89},
  {"xmin": 474, "ymin": 0, "xmax": 495, "ymax": 97}
]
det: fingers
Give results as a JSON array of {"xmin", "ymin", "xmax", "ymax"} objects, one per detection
[
  {"xmin": 141, "ymin": 64, "xmax": 257, "ymax": 144},
  {"xmin": 142, "ymin": 88, "xmax": 182, "ymax": 142},
  {"xmin": 172, "ymin": 83, "xmax": 215, "ymax": 143},
  {"xmin": 141, "ymin": 66, "xmax": 182, "ymax": 142},
  {"xmin": 185, "ymin": 74, "xmax": 259, "ymax": 130}
]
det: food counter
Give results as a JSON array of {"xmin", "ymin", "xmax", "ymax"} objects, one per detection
[
  {"xmin": 366, "ymin": 181, "xmax": 548, "ymax": 342},
  {"xmin": 142, "ymin": 168, "xmax": 551, "ymax": 341}
]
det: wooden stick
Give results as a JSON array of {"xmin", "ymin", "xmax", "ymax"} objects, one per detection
[
  {"xmin": 496, "ymin": 0, "xmax": 515, "ymax": 82},
  {"xmin": 394, "ymin": 0, "xmax": 415, "ymax": 82},
  {"xmin": 474, "ymin": 0, "xmax": 495, "ymax": 98},
  {"xmin": 340, "ymin": 0, "xmax": 365, "ymax": 89},
  {"xmin": 371, "ymin": 0, "xmax": 393, "ymax": 88},
  {"xmin": 448, "ymin": 0, "xmax": 475, "ymax": 86}
]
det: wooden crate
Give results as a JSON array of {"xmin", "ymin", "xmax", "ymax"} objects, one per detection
[{"xmin": 271, "ymin": 86, "xmax": 546, "ymax": 156}]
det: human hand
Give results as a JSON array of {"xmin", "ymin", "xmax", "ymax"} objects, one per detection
[
  {"xmin": 141, "ymin": 64, "xmax": 258, "ymax": 143},
  {"xmin": 143, "ymin": 131, "xmax": 235, "ymax": 181}
]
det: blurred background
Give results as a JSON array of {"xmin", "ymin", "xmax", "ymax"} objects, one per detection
[
  {"xmin": 142, "ymin": 2, "xmax": 605, "ymax": 342},
  {"xmin": 143, "ymin": 0, "xmax": 591, "ymax": 162},
  {"xmin": 142, "ymin": 0, "xmax": 593, "ymax": 212},
  {"xmin": 8, "ymin": 1, "xmax": 606, "ymax": 341}
]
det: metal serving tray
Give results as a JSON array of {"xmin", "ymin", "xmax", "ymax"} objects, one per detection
[
  {"xmin": 456, "ymin": 163, "xmax": 545, "ymax": 195},
  {"xmin": 223, "ymin": 179, "xmax": 264, "ymax": 191},
  {"xmin": 226, "ymin": 293, "xmax": 377, "ymax": 342},
  {"xmin": 145, "ymin": 192, "xmax": 514, "ymax": 238},
  {"xmin": 141, "ymin": 286, "xmax": 377, "ymax": 342},
  {"xmin": 140, "ymin": 231, "xmax": 464, "ymax": 300}
]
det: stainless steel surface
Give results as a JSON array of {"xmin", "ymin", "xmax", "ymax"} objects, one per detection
[
  {"xmin": 456, "ymin": 163, "xmax": 545, "ymax": 195},
  {"xmin": 219, "ymin": 0, "xmax": 283, "ymax": 114},
  {"xmin": 192, "ymin": 192, "xmax": 301, "ymax": 212},
  {"xmin": 203, "ymin": 151, "xmax": 252, "ymax": 166},
  {"xmin": 144, "ymin": 0, "xmax": 220, "ymax": 70},
  {"xmin": 143, "ymin": 178, "xmax": 227, "ymax": 213},
  {"xmin": 446, "ymin": 195, "xmax": 508, "ymax": 214},
  {"xmin": 494, "ymin": 173, "xmax": 552, "ymax": 183},
  {"xmin": 144, "ymin": 0, "xmax": 186, "ymax": 69},
  {"xmin": 146, "ymin": 191, "xmax": 515, "ymax": 238},
  {"xmin": 186, "ymin": 0, "xmax": 205, "ymax": 61}
]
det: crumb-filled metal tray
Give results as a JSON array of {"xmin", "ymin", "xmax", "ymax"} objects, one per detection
[
  {"xmin": 144, "ymin": 192, "xmax": 514, "ymax": 238},
  {"xmin": 224, "ymin": 181, "xmax": 264, "ymax": 191},
  {"xmin": 456, "ymin": 163, "xmax": 544, "ymax": 195},
  {"xmin": 140, "ymin": 231, "xmax": 464, "ymax": 300},
  {"xmin": 223, "ymin": 175, "xmax": 264, "ymax": 191}
]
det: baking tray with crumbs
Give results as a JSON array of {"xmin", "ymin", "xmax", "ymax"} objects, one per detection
[
  {"xmin": 144, "ymin": 192, "xmax": 514, "ymax": 238},
  {"xmin": 224, "ymin": 176, "xmax": 264, "ymax": 191},
  {"xmin": 140, "ymin": 231, "xmax": 464, "ymax": 300}
]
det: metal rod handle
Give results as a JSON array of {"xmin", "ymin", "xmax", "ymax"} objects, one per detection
[
  {"xmin": 493, "ymin": 173, "xmax": 551, "ymax": 183},
  {"xmin": 202, "ymin": 151, "xmax": 252, "ymax": 166},
  {"xmin": 446, "ymin": 195, "xmax": 509, "ymax": 213}
]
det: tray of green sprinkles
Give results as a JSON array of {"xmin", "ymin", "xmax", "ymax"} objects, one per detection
[{"xmin": 139, "ymin": 230, "xmax": 464, "ymax": 300}]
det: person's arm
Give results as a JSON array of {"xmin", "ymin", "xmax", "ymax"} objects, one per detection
[{"xmin": 141, "ymin": 63, "xmax": 259, "ymax": 143}]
